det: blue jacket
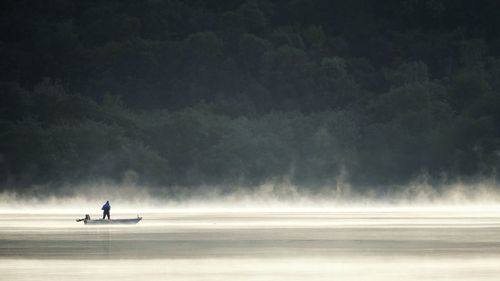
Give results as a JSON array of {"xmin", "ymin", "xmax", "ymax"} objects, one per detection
[{"xmin": 101, "ymin": 202, "xmax": 111, "ymax": 211}]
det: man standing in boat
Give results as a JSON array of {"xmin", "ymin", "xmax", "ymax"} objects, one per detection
[{"xmin": 102, "ymin": 201, "xmax": 111, "ymax": 220}]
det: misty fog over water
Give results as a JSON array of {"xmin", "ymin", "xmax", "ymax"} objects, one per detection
[
  {"xmin": 1, "ymin": 209, "xmax": 500, "ymax": 281},
  {"xmin": 1, "ymin": 182, "xmax": 500, "ymax": 280}
]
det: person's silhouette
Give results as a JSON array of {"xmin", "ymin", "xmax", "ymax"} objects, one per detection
[{"xmin": 101, "ymin": 201, "xmax": 111, "ymax": 219}]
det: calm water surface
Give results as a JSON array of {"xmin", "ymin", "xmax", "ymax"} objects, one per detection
[{"xmin": 1, "ymin": 210, "xmax": 500, "ymax": 280}]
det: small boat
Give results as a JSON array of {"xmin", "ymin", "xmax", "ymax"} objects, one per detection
[{"xmin": 76, "ymin": 214, "xmax": 142, "ymax": 225}]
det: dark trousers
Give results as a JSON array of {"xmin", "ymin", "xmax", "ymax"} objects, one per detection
[{"xmin": 103, "ymin": 209, "xmax": 110, "ymax": 220}]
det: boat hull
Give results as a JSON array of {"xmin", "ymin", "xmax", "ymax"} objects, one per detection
[{"xmin": 83, "ymin": 218, "xmax": 142, "ymax": 225}]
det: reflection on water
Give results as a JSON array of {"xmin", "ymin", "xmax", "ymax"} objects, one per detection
[{"xmin": 1, "ymin": 209, "xmax": 500, "ymax": 280}]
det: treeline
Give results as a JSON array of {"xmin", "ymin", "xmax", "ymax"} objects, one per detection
[
  {"xmin": 1, "ymin": 79, "xmax": 498, "ymax": 191},
  {"xmin": 1, "ymin": 0, "xmax": 500, "ymax": 192}
]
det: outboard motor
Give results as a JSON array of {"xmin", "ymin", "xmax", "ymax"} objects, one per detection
[{"xmin": 76, "ymin": 214, "xmax": 91, "ymax": 223}]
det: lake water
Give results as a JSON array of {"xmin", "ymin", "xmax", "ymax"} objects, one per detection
[{"xmin": 1, "ymin": 208, "xmax": 500, "ymax": 280}]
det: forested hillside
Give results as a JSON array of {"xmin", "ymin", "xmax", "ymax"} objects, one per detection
[{"xmin": 1, "ymin": 0, "xmax": 500, "ymax": 193}]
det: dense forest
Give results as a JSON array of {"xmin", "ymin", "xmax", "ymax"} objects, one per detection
[{"xmin": 1, "ymin": 0, "xmax": 500, "ymax": 194}]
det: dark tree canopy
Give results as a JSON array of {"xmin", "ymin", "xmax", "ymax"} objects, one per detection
[{"xmin": 1, "ymin": 0, "xmax": 499, "ymax": 193}]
